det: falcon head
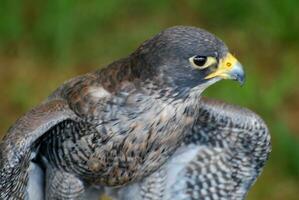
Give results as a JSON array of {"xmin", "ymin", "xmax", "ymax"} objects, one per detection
[{"xmin": 133, "ymin": 26, "xmax": 245, "ymax": 92}]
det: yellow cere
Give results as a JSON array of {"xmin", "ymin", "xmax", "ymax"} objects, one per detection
[{"xmin": 204, "ymin": 53, "xmax": 238, "ymax": 80}]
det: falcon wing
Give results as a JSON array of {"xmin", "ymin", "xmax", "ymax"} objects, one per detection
[
  {"xmin": 0, "ymin": 72, "xmax": 110, "ymax": 199},
  {"xmin": 0, "ymin": 98, "xmax": 78, "ymax": 199},
  {"xmin": 114, "ymin": 97, "xmax": 271, "ymax": 200}
]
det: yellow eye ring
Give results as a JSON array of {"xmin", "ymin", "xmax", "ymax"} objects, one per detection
[{"xmin": 189, "ymin": 56, "xmax": 217, "ymax": 69}]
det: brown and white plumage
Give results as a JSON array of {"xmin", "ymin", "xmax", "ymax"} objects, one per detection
[
  {"xmin": 111, "ymin": 98, "xmax": 271, "ymax": 200},
  {"xmin": 0, "ymin": 26, "xmax": 270, "ymax": 200}
]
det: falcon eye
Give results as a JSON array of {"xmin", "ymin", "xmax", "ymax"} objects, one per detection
[
  {"xmin": 189, "ymin": 55, "xmax": 217, "ymax": 69},
  {"xmin": 193, "ymin": 56, "xmax": 207, "ymax": 66}
]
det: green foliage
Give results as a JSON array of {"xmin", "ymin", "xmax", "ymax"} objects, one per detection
[{"xmin": 0, "ymin": 0, "xmax": 23, "ymax": 45}]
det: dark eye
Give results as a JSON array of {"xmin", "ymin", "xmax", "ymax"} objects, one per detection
[{"xmin": 193, "ymin": 56, "xmax": 207, "ymax": 66}]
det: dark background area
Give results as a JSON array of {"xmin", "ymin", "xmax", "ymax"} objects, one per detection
[{"xmin": 0, "ymin": 0, "xmax": 298, "ymax": 199}]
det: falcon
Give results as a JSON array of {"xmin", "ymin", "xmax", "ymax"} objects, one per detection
[{"xmin": 0, "ymin": 26, "xmax": 271, "ymax": 200}]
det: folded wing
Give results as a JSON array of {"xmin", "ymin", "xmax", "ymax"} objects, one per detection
[{"xmin": 0, "ymin": 99, "xmax": 78, "ymax": 199}]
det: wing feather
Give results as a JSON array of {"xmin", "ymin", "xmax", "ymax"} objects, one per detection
[
  {"xmin": 167, "ymin": 98, "xmax": 271, "ymax": 200},
  {"xmin": 0, "ymin": 99, "xmax": 78, "ymax": 199},
  {"xmin": 114, "ymin": 98, "xmax": 271, "ymax": 200}
]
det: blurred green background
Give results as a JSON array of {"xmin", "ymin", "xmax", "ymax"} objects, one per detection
[{"xmin": 0, "ymin": 0, "xmax": 298, "ymax": 199}]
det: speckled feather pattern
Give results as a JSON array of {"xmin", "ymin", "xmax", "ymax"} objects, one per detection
[
  {"xmin": 40, "ymin": 77, "xmax": 202, "ymax": 187},
  {"xmin": 113, "ymin": 98, "xmax": 271, "ymax": 200},
  {"xmin": 0, "ymin": 26, "xmax": 271, "ymax": 200}
]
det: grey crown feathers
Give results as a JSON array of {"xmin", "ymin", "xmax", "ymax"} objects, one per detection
[{"xmin": 0, "ymin": 26, "xmax": 271, "ymax": 200}]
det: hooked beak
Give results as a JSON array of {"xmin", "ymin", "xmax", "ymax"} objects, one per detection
[{"xmin": 205, "ymin": 53, "xmax": 245, "ymax": 85}]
